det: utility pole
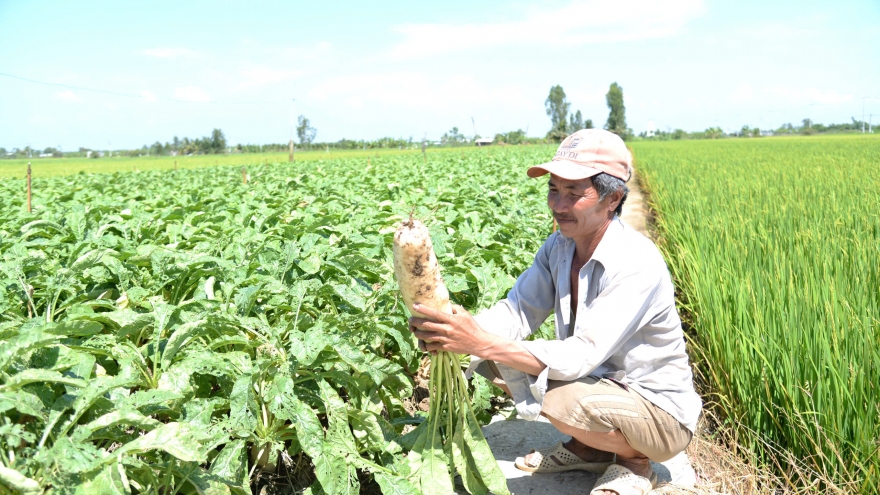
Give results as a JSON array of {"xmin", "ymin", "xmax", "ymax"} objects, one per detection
[
  {"xmin": 421, "ymin": 132, "xmax": 427, "ymax": 164},
  {"xmin": 862, "ymin": 98, "xmax": 866, "ymax": 133},
  {"xmin": 290, "ymin": 97, "xmax": 297, "ymax": 162},
  {"xmin": 27, "ymin": 162, "xmax": 32, "ymax": 214}
]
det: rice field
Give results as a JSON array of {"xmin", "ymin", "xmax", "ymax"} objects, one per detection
[{"xmin": 634, "ymin": 134, "xmax": 880, "ymax": 493}]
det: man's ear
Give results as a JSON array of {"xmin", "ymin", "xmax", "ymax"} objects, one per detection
[{"xmin": 607, "ymin": 189, "xmax": 624, "ymax": 211}]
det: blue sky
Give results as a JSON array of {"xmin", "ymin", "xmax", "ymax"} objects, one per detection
[{"xmin": 1, "ymin": 0, "xmax": 878, "ymax": 150}]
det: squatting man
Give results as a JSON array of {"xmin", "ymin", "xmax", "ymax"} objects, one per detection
[{"xmin": 409, "ymin": 129, "xmax": 702, "ymax": 495}]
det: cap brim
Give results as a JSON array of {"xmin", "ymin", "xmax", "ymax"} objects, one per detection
[{"xmin": 527, "ymin": 160, "xmax": 603, "ymax": 181}]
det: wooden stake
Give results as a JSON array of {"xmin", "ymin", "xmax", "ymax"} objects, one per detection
[
  {"xmin": 242, "ymin": 166, "xmax": 247, "ymax": 185},
  {"xmin": 26, "ymin": 162, "xmax": 32, "ymax": 213},
  {"xmin": 174, "ymin": 160, "xmax": 178, "ymax": 171},
  {"xmin": 289, "ymin": 139, "xmax": 294, "ymax": 163}
]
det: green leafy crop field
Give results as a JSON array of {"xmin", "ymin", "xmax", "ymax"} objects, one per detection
[
  {"xmin": 0, "ymin": 147, "xmax": 483, "ymax": 179},
  {"xmin": 634, "ymin": 134, "xmax": 880, "ymax": 493},
  {"xmin": 0, "ymin": 149, "xmax": 554, "ymax": 494}
]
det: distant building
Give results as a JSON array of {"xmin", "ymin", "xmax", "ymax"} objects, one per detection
[{"xmin": 475, "ymin": 138, "xmax": 493, "ymax": 147}]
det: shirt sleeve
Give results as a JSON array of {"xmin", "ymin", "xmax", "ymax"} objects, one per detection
[
  {"xmin": 473, "ymin": 234, "xmax": 557, "ymax": 341},
  {"xmin": 520, "ymin": 267, "xmax": 661, "ymax": 381}
]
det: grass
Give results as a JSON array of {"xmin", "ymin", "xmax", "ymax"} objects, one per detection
[{"xmin": 633, "ymin": 133, "xmax": 880, "ymax": 493}]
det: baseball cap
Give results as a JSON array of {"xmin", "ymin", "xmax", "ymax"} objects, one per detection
[{"xmin": 528, "ymin": 129, "xmax": 632, "ymax": 182}]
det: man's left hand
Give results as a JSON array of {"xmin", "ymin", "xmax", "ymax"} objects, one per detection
[{"xmin": 409, "ymin": 303, "xmax": 492, "ymax": 356}]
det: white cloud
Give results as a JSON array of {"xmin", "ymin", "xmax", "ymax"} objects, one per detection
[
  {"xmin": 143, "ymin": 48, "xmax": 197, "ymax": 58},
  {"xmin": 308, "ymin": 72, "xmax": 530, "ymax": 111},
  {"xmin": 238, "ymin": 67, "xmax": 304, "ymax": 89},
  {"xmin": 387, "ymin": 0, "xmax": 704, "ymax": 59},
  {"xmin": 174, "ymin": 86, "xmax": 210, "ymax": 102},
  {"xmin": 55, "ymin": 90, "xmax": 80, "ymax": 102},
  {"xmin": 140, "ymin": 90, "xmax": 158, "ymax": 102}
]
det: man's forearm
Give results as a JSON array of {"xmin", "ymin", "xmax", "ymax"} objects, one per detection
[{"xmin": 479, "ymin": 334, "xmax": 547, "ymax": 376}]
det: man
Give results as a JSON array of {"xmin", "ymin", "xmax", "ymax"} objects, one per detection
[{"xmin": 409, "ymin": 129, "xmax": 701, "ymax": 495}]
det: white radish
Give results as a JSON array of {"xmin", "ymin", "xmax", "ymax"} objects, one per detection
[
  {"xmin": 390, "ymin": 216, "xmax": 511, "ymax": 495},
  {"xmin": 392, "ymin": 218, "xmax": 452, "ymax": 318}
]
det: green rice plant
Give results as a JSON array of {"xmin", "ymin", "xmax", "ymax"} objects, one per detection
[{"xmin": 635, "ymin": 134, "xmax": 880, "ymax": 493}]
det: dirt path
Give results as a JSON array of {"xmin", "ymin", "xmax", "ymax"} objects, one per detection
[{"xmin": 620, "ymin": 171, "xmax": 650, "ymax": 236}]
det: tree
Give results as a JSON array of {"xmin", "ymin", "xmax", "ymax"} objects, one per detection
[
  {"xmin": 604, "ymin": 82, "xmax": 627, "ymax": 140},
  {"xmin": 297, "ymin": 115, "xmax": 317, "ymax": 149},
  {"xmin": 584, "ymin": 119, "xmax": 594, "ymax": 129},
  {"xmin": 568, "ymin": 110, "xmax": 584, "ymax": 133},
  {"xmin": 494, "ymin": 129, "xmax": 526, "ymax": 145},
  {"xmin": 703, "ymin": 127, "xmax": 723, "ymax": 139},
  {"xmin": 545, "ymin": 85, "xmax": 570, "ymax": 141},
  {"xmin": 210, "ymin": 129, "xmax": 226, "ymax": 153},
  {"xmin": 800, "ymin": 118, "xmax": 815, "ymax": 135},
  {"xmin": 441, "ymin": 127, "xmax": 466, "ymax": 146}
]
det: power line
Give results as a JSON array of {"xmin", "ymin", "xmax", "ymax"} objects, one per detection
[{"xmin": 0, "ymin": 70, "xmax": 289, "ymax": 106}]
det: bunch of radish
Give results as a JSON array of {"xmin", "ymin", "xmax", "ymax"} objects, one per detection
[{"xmin": 393, "ymin": 218, "xmax": 509, "ymax": 495}]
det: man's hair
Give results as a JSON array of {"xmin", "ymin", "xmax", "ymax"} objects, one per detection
[{"xmin": 591, "ymin": 173, "xmax": 629, "ymax": 216}]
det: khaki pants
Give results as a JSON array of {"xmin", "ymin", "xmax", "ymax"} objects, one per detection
[{"xmin": 483, "ymin": 362, "xmax": 692, "ymax": 462}]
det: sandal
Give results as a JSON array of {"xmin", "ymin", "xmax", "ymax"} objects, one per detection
[
  {"xmin": 514, "ymin": 441, "xmax": 614, "ymax": 473},
  {"xmin": 590, "ymin": 464, "xmax": 657, "ymax": 495}
]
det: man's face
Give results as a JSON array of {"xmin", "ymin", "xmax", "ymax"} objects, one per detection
[{"xmin": 546, "ymin": 174, "xmax": 612, "ymax": 238}]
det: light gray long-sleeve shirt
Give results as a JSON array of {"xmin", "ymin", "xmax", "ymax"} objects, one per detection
[{"xmin": 468, "ymin": 217, "xmax": 702, "ymax": 432}]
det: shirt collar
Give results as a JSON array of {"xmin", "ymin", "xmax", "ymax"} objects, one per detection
[
  {"xmin": 555, "ymin": 217, "xmax": 626, "ymax": 270},
  {"xmin": 589, "ymin": 217, "xmax": 625, "ymax": 270}
]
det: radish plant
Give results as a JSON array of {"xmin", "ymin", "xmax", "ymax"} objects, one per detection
[{"xmin": 0, "ymin": 149, "xmax": 552, "ymax": 493}]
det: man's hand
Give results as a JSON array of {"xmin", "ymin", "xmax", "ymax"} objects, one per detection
[{"xmin": 409, "ymin": 303, "xmax": 493, "ymax": 356}]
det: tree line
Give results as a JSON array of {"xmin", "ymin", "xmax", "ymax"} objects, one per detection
[
  {"xmin": 640, "ymin": 117, "xmax": 872, "ymax": 141},
  {"xmin": 2, "ymin": 103, "xmax": 873, "ymax": 159}
]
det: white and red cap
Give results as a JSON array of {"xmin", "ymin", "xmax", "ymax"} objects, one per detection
[{"xmin": 528, "ymin": 129, "xmax": 632, "ymax": 182}]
